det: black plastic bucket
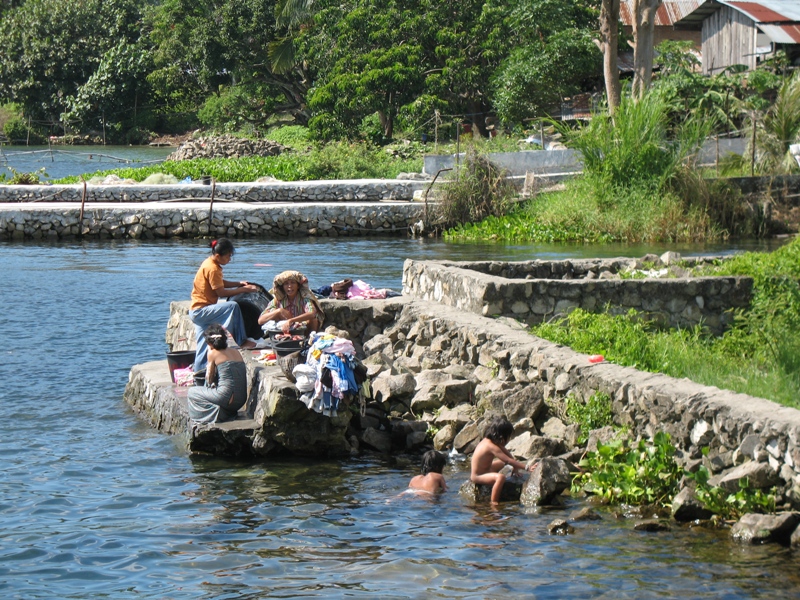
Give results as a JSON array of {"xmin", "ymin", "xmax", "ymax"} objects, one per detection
[
  {"xmin": 232, "ymin": 285, "xmax": 272, "ymax": 341},
  {"xmin": 273, "ymin": 339, "xmax": 305, "ymax": 357},
  {"xmin": 166, "ymin": 350, "xmax": 196, "ymax": 383}
]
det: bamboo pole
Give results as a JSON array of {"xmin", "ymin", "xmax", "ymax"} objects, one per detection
[
  {"xmin": 208, "ymin": 177, "xmax": 217, "ymax": 225},
  {"xmin": 78, "ymin": 176, "xmax": 87, "ymax": 236}
]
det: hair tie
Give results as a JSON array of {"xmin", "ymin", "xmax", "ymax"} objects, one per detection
[
  {"xmin": 211, "ymin": 240, "xmax": 218, "ymax": 249},
  {"xmin": 208, "ymin": 334, "xmax": 223, "ymax": 340}
]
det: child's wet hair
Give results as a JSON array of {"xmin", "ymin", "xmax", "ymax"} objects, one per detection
[
  {"xmin": 204, "ymin": 323, "xmax": 229, "ymax": 350},
  {"xmin": 483, "ymin": 416, "xmax": 514, "ymax": 444},
  {"xmin": 420, "ymin": 450, "xmax": 446, "ymax": 475}
]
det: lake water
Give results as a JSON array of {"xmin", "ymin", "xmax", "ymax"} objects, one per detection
[
  {"xmin": 2, "ymin": 237, "xmax": 800, "ymax": 599},
  {"xmin": 0, "ymin": 145, "xmax": 172, "ymax": 181}
]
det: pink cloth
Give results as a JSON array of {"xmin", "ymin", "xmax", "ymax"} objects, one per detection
[{"xmin": 346, "ymin": 279, "xmax": 388, "ymax": 300}]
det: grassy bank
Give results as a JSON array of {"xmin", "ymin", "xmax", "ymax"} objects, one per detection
[
  {"xmin": 530, "ymin": 236, "xmax": 800, "ymax": 408},
  {"xmin": 445, "ymin": 177, "xmax": 738, "ymax": 244},
  {"xmin": 50, "ymin": 139, "xmax": 422, "ymax": 184},
  {"xmin": 446, "ymin": 93, "xmax": 765, "ymax": 244}
]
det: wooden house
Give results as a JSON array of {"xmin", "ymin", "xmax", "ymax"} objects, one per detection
[
  {"xmin": 620, "ymin": 1, "xmax": 704, "ymax": 48},
  {"xmin": 674, "ymin": 0, "xmax": 800, "ymax": 73}
]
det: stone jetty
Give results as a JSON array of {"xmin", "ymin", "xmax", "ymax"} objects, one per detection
[
  {"xmin": 0, "ymin": 179, "xmax": 429, "ymax": 240},
  {"xmin": 125, "ymin": 254, "xmax": 800, "ymax": 540}
]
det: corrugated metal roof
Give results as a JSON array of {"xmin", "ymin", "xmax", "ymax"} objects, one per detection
[
  {"xmin": 726, "ymin": 1, "xmax": 800, "ymax": 22},
  {"xmin": 676, "ymin": 1, "xmax": 800, "ymax": 26},
  {"xmin": 759, "ymin": 23, "xmax": 800, "ymax": 41},
  {"xmin": 621, "ymin": 1, "xmax": 703, "ymax": 26}
]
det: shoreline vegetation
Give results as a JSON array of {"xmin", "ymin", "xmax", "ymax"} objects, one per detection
[{"xmin": 532, "ymin": 236, "xmax": 800, "ymax": 409}]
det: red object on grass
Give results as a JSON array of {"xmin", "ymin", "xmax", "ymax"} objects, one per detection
[{"xmin": 588, "ymin": 355, "xmax": 605, "ymax": 363}]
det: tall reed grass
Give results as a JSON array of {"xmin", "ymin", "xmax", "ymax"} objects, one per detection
[{"xmin": 447, "ymin": 91, "xmax": 753, "ymax": 243}]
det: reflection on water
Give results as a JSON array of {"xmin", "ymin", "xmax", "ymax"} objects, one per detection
[
  {"xmin": 0, "ymin": 145, "xmax": 172, "ymax": 180},
  {"xmin": 1, "ymin": 237, "xmax": 798, "ymax": 599}
]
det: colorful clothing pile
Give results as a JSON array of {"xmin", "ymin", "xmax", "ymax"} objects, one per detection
[{"xmin": 295, "ymin": 332, "xmax": 368, "ymax": 417}]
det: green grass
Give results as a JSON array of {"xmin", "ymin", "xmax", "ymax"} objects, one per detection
[
  {"xmin": 50, "ymin": 140, "xmax": 423, "ymax": 184},
  {"xmin": 445, "ymin": 176, "xmax": 728, "ymax": 244},
  {"xmin": 530, "ymin": 237, "xmax": 800, "ymax": 408}
]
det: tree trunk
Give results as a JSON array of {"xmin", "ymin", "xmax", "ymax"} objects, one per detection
[
  {"xmin": 631, "ymin": 0, "xmax": 662, "ymax": 99},
  {"xmin": 379, "ymin": 109, "xmax": 394, "ymax": 139},
  {"xmin": 599, "ymin": 0, "xmax": 621, "ymax": 114}
]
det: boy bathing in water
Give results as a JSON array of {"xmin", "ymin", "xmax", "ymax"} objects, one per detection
[
  {"xmin": 471, "ymin": 417, "xmax": 535, "ymax": 504},
  {"xmin": 408, "ymin": 450, "xmax": 448, "ymax": 494}
]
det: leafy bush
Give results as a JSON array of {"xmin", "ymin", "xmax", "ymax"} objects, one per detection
[
  {"xmin": 566, "ymin": 392, "xmax": 614, "ymax": 445},
  {"xmin": 572, "ymin": 431, "xmax": 682, "ymax": 507},
  {"xmin": 433, "ymin": 148, "xmax": 516, "ymax": 230},
  {"xmin": 265, "ymin": 125, "xmax": 311, "ymax": 150},
  {"xmin": 2, "ymin": 167, "xmax": 46, "ymax": 184},
  {"xmin": 689, "ymin": 465, "xmax": 776, "ymax": 519}
]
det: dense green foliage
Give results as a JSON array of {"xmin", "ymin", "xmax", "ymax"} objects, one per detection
[
  {"xmin": 572, "ymin": 431, "xmax": 776, "ymax": 517},
  {"xmin": 0, "ymin": 0, "xmax": 147, "ymax": 134},
  {"xmin": 530, "ymin": 237, "xmax": 800, "ymax": 408},
  {"xmin": 0, "ymin": 0, "xmax": 605, "ymax": 142},
  {"xmin": 689, "ymin": 464, "xmax": 776, "ymax": 519},
  {"xmin": 565, "ymin": 392, "xmax": 614, "ymax": 445},
  {"xmin": 51, "ymin": 140, "xmax": 422, "ymax": 184},
  {"xmin": 572, "ymin": 431, "xmax": 682, "ymax": 507}
]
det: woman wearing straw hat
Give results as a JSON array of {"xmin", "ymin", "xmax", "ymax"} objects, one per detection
[{"xmin": 258, "ymin": 270, "xmax": 325, "ymax": 334}]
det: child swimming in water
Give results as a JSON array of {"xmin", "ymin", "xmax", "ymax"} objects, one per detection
[
  {"xmin": 408, "ymin": 450, "xmax": 447, "ymax": 494},
  {"xmin": 470, "ymin": 416, "xmax": 534, "ymax": 504}
]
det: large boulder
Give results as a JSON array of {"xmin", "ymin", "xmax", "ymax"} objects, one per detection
[
  {"xmin": 372, "ymin": 372, "xmax": 416, "ymax": 405},
  {"xmin": 520, "ymin": 458, "xmax": 572, "ymax": 506},
  {"xmin": 506, "ymin": 432, "xmax": 565, "ymax": 461},
  {"xmin": 411, "ymin": 370, "xmax": 474, "ymax": 411},
  {"xmin": 361, "ymin": 427, "xmax": 393, "ymax": 453},
  {"xmin": 503, "ymin": 385, "xmax": 545, "ymax": 423},
  {"xmin": 435, "ymin": 404, "xmax": 475, "ymax": 429},
  {"xmin": 433, "ymin": 423, "xmax": 457, "ymax": 451},
  {"xmin": 731, "ymin": 512, "xmax": 800, "ymax": 544},
  {"xmin": 709, "ymin": 461, "xmax": 780, "ymax": 492},
  {"xmin": 253, "ymin": 375, "xmax": 352, "ymax": 456},
  {"xmin": 671, "ymin": 487, "xmax": 714, "ymax": 522},
  {"xmin": 453, "ymin": 421, "xmax": 481, "ymax": 454}
]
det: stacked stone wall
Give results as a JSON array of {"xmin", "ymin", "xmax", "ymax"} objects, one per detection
[
  {"xmin": 160, "ymin": 295, "xmax": 800, "ymax": 506},
  {"xmin": 402, "ymin": 258, "xmax": 752, "ymax": 335},
  {"xmin": 0, "ymin": 180, "xmax": 426, "ymax": 204},
  {"xmin": 0, "ymin": 202, "xmax": 423, "ymax": 240}
]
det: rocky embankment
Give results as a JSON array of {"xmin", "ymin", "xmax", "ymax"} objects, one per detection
[
  {"xmin": 127, "ymin": 256, "xmax": 800, "ymax": 547},
  {"xmin": 167, "ymin": 135, "xmax": 287, "ymax": 161}
]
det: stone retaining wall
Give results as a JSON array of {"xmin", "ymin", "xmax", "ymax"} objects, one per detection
[
  {"xmin": 0, "ymin": 180, "xmax": 426, "ymax": 204},
  {"xmin": 402, "ymin": 258, "xmax": 752, "ymax": 335},
  {"xmin": 157, "ymin": 294, "xmax": 800, "ymax": 507},
  {"xmin": 0, "ymin": 202, "xmax": 423, "ymax": 240}
]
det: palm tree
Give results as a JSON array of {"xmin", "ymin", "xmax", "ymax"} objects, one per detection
[
  {"xmin": 752, "ymin": 72, "xmax": 800, "ymax": 174},
  {"xmin": 269, "ymin": 0, "xmax": 316, "ymax": 73}
]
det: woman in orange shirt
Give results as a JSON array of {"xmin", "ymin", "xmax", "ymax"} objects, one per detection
[{"xmin": 189, "ymin": 238, "xmax": 257, "ymax": 372}]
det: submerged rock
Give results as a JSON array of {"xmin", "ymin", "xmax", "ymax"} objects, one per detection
[
  {"xmin": 459, "ymin": 478, "xmax": 524, "ymax": 504},
  {"xmin": 671, "ymin": 487, "xmax": 714, "ymax": 522},
  {"xmin": 520, "ymin": 457, "xmax": 571, "ymax": 506},
  {"xmin": 731, "ymin": 512, "xmax": 800, "ymax": 544}
]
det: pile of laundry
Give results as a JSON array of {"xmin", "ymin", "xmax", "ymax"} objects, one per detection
[
  {"xmin": 292, "ymin": 331, "xmax": 369, "ymax": 417},
  {"xmin": 313, "ymin": 279, "xmax": 401, "ymax": 300}
]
